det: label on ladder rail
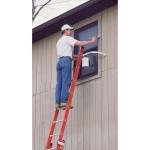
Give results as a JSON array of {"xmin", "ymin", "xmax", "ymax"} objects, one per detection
[
  {"xmin": 57, "ymin": 141, "xmax": 65, "ymax": 146},
  {"xmin": 50, "ymin": 133, "xmax": 59, "ymax": 137},
  {"xmin": 53, "ymin": 120, "xmax": 63, "ymax": 123}
]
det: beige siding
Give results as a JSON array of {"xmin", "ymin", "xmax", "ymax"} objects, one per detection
[{"xmin": 32, "ymin": 5, "xmax": 118, "ymax": 150}]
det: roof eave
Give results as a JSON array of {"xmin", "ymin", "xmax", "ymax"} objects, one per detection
[{"xmin": 32, "ymin": 0, "xmax": 117, "ymax": 43}]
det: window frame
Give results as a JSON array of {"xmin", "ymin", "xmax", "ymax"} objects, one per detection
[{"xmin": 73, "ymin": 18, "xmax": 102, "ymax": 84}]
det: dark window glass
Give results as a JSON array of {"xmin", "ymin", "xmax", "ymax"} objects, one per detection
[{"xmin": 74, "ymin": 21, "xmax": 98, "ymax": 80}]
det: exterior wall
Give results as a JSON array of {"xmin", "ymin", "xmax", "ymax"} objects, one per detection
[{"xmin": 32, "ymin": 5, "xmax": 118, "ymax": 150}]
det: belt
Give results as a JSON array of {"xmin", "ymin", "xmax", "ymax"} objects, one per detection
[{"xmin": 60, "ymin": 56, "xmax": 72, "ymax": 61}]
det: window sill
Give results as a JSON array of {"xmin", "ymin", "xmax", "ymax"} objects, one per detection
[{"xmin": 76, "ymin": 71, "xmax": 102, "ymax": 85}]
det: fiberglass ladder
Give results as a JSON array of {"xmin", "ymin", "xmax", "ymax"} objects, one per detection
[{"xmin": 45, "ymin": 46, "xmax": 84, "ymax": 150}]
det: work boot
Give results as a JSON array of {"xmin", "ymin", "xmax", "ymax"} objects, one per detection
[
  {"xmin": 60, "ymin": 103, "xmax": 73, "ymax": 109},
  {"xmin": 59, "ymin": 103, "xmax": 67, "ymax": 107},
  {"xmin": 55, "ymin": 104, "xmax": 60, "ymax": 108}
]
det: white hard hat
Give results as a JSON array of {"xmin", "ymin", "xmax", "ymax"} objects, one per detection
[{"xmin": 61, "ymin": 24, "xmax": 74, "ymax": 31}]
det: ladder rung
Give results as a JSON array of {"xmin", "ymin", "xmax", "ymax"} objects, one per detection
[
  {"xmin": 53, "ymin": 120, "xmax": 63, "ymax": 123},
  {"xmin": 50, "ymin": 133, "xmax": 59, "ymax": 137}
]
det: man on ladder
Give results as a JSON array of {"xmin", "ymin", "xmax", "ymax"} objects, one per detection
[
  {"xmin": 45, "ymin": 24, "xmax": 98, "ymax": 150},
  {"xmin": 55, "ymin": 24, "xmax": 97, "ymax": 108}
]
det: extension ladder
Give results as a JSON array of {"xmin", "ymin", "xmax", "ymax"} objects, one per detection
[{"xmin": 45, "ymin": 46, "xmax": 84, "ymax": 150}]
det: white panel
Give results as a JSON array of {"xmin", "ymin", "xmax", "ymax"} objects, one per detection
[
  {"xmin": 40, "ymin": 92, "xmax": 46, "ymax": 150},
  {"xmin": 46, "ymin": 36, "xmax": 52, "ymax": 90},
  {"xmin": 83, "ymin": 82, "xmax": 90, "ymax": 150},
  {"xmin": 102, "ymin": 10, "xmax": 108, "ymax": 72},
  {"xmin": 89, "ymin": 80, "xmax": 96, "ymax": 150},
  {"xmin": 95, "ymin": 78, "xmax": 102, "ymax": 150},
  {"xmin": 36, "ymin": 41, "xmax": 42, "ymax": 93},
  {"xmin": 108, "ymin": 69, "xmax": 115, "ymax": 150},
  {"xmin": 107, "ymin": 7, "xmax": 115, "ymax": 70},
  {"xmin": 32, "ymin": 43, "xmax": 37, "ymax": 95},
  {"xmin": 51, "ymin": 35, "xmax": 57, "ymax": 89},
  {"xmin": 35, "ymin": 94, "xmax": 40, "ymax": 150},
  {"xmin": 77, "ymin": 85, "xmax": 84, "ymax": 150},
  {"xmin": 71, "ymin": 88, "xmax": 78, "ymax": 150},
  {"xmin": 102, "ymin": 70, "xmax": 109, "ymax": 150},
  {"xmin": 32, "ymin": 96, "xmax": 36, "ymax": 150},
  {"xmin": 40, "ymin": 39, "xmax": 47, "ymax": 92}
]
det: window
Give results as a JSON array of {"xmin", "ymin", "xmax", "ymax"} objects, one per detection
[{"xmin": 74, "ymin": 21, "xmax": 98, "ymax": 80}]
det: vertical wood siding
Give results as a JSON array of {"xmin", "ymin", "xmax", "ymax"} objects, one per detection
[{"xmin": 32, "ymin": 5, "xmax": 118, "ymax": 150}]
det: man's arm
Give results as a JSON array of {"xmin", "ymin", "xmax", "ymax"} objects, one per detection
[{"xmin": 74, "ymin": 36, "xmax": 97, "ymax": 47}]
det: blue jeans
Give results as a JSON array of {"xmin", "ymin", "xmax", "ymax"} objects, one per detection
[{"xmin": 55, "ymin": 57, "xmax": 72, "ymax": 104}]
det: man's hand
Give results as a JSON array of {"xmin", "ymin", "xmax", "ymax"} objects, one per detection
[
  {"xmin": 72, "ymin": 54, "xmax": 78, "ymax": 60},
  {"xmin": 75, "ymin": 35, "xmax": 98, "ymax": 46},
  {"xmin": 91, "ymin": 36, "xmax": 97, "ymax": 42}
]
